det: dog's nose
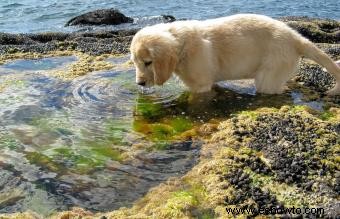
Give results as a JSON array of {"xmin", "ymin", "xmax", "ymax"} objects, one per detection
[{"xmin": 137, "ymin": 81, "xmax": 146, "ymax": 86}]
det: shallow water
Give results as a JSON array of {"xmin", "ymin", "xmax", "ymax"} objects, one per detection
[
  {"xmin": 0, "ymin": 55, "xmax": 325, "ymax": 215},
  {"xmin": 0, "ymin": 0, "xmax": 339, "ymax": 33}
]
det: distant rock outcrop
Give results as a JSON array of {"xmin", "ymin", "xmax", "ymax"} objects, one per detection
[
  {"xmin": 65, "ymin": 8, "xmax": 133, "ymax": 26},
  {"xmin": 161, "ymin": 15, "xmax": 176, "ymax": 23},
  {"xmin": 280, "ymin": 16, "xmax": 340, "ymax": 43}
]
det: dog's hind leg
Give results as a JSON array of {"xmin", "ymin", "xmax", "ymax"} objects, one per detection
[{"xmin": 255, "ymin": 57, "xmax": 299, "ymax": 94}]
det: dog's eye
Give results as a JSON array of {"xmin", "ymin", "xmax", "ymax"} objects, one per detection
[{"xmin": 144, "ymin": 61, "xmax": 152, "ymax": 67}]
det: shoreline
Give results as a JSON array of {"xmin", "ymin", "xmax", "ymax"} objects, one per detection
[
  {"xmin": 0, "ymin": 16, "xmax": 339, "ymax": 218},
  {"xmin": 0, "ymin": 16, "xmax": 339, "ymax": 57}
]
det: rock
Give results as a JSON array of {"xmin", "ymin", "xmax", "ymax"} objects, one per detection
[
  {"xmin": 26, "ymin": 32, "xmax": 70, "ymax": 43},
  {"xmin": 280, "ymin": 16, "xmax": 340, "ymax": 43},
  {"xmin": 0, "ymin": 188, "xmax": 25, "ymax": 208},
  {"xmin": 296, "ymin": 60, "xmax": 336, "ymax": 92},
  {"xmin": 65, "ymin": 8, "xmax": 133, "ymax": 26},
  {"xmin": 0, "ymin": 33, "xmax": 35, "ymax": 45},
  {"xmin": 161, "ymin": 15, "xmax": 176, "ymax": 23}
]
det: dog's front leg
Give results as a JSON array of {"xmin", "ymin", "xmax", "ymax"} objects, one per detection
[
  {"xmin": 188, "ymin": 89, "xmax": 217, "ymax": 106},
  {"xmin": 185, "ymin": 77, "xmax": 214, "ymax": 93}
]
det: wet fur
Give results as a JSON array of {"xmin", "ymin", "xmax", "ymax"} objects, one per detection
[{"xmin": 130, "ymin": 14, "xmax": 340, "ymax": 95}]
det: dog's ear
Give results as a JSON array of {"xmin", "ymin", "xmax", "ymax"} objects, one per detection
[
  {"xmin": 150, "ymin": 37, "xmax": 178, "ymax": 85},
  {"xmin": 153, "ymin": 52, "xmax": 177, "ymax": 85}
]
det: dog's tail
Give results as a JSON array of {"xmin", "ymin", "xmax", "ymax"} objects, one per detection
[{"xmin": 297, "ymin": 38, "xmax": 340, "ymax": 95}]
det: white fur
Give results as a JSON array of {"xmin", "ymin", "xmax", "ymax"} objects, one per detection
[{"xmin": 130, "ymin": 14, "xmax": 340, "ymax": 95}]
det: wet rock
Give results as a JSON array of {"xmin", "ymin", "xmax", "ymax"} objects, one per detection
[
  {"xmin": 296, "ymin": 60, "xmax": 336, "ymax": 92},
  {"xmin": 0, "ymin": 33, "xmax": 35, "ymax": 45},
  {"xmin": 0, "ymin": 189, "xmax": 25, "ymax": 209},
  {"xmin": 3, "ymin": 105, "xmax": 49, "ymax": 124},
  {"xmin": 244, "ymin": 157, "xmax": 272, "ymax": 175},
  {"xmin": 65, "ymin": 9, "xmax": 133, "ymax": 26},
  {"xmin": 0, "ymin": 16, "xmax": 338, "ymax": 60},
  {"xmin": 197, "ymin": 123, "xmax": 218, "ymax": 136},
  {"xmin": 281, "ymin": 17, "xmax": 340, "ymax": 43},
  {"xmin": 0, "ymin": 19, "xmax": 137, "ymax": 55},
  {"xmin": 26, "ymin": 32, "xmax": 70, "ymax": 43},
  {"xmin": 224, "ymin": 169, "xmax": 284, "ymax": 216},
  {"xmin": 168, "ymin": 141, "xmax": 194, "ymax": 151},
  {"xmin": 238, "ymin": 110, "xmax": 339, "ymax": 197},
  {"xmin": 161, "ymin": 15, "xmax": 176, "ymax": 23}
]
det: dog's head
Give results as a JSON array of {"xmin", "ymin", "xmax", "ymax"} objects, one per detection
[{"xmin": 130, "ymin": 28, "xmax": 179, "ymax": 87}]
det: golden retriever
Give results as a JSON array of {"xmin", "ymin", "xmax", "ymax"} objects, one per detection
[{"xmin": 130, "ymin": 14, "xmax": 340, "ymax": 95}]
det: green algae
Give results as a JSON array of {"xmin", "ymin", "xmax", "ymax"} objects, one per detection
[
  {"xmin": 21, "ymin": 114, "xmax": 128, "ymax": 174},
  {"xmin": 26, "ymin": 152, "xmax": 64, "ymax": 173},
  {"xmin": 81, "ymin": 139, "xmax": 123, "ymax": 161},
  {"xmin": 48, "ymin": 144, "xmax": 122, "ymax": 174},
  {"xmin": 170, "ymin": 117, "xmax": 193, "ymax": 133},
  {"xmin": 133, "ymin": 116, "xmax": 195, "ymax": 149},
  {"xmin": 318, "ymin": 110, "xmax": 336, "ymax": 121},
  {"xmin": 135, "ymin": 97, "xmax": 164, "ymax": 120},
  {"xmin": 28, "ymin": 114, "xmax": 73, "ymax": 134},
  {"xmin": 133, "ymin": 95, "xmax": 196, "ymax": 148},
  {"xmin": 150, "ymin": 123, "xmax": 175, "ymax": 141},
  {"xmin": 152, "ymin": 141, "xmax": 171, "ymax": 150},
  {"xmin": 49, "ymin": 147, "xmax": 105, "ymax": 174},
  {"xmin": 0, "ymin": 134, "xmax": 20, "ymax": 150},
  {"xmin": 166, "ymin": 190, "xmax": 199, "ymax": 211},
  {"xmin": 102, "ymin": 119, "xmax": 131, "ymax": 145},
  {"xmin": 91, "ymin": 147, "xmax": 122, "ymax": 161},
  {"xmin": 234, "ymin": 110, "xmax": 259, "ymax": 120},
  {"xmin": 75, "ymin": 140, "xmax": 124, "ymax": 170}
]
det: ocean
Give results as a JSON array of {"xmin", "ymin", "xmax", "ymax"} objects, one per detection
[{"xmin": 0, "ymin": 0, "xmax": 339, "ymax": 33}]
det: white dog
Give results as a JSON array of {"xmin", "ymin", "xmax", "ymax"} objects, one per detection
[{"xmin": 130, "ymin": 14, "xmax": 340, "ymax": 95}]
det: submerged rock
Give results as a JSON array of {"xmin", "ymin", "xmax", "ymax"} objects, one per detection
[{"xmin": 65, "ymin": 8, "xmax": 133, "ymax": 26}]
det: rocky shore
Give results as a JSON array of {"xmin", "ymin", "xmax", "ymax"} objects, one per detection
[
  {"xmin": 0, "ymin": 16, "xmax": 339, "ymax": 218},
  {"xmin": 0, "ymin": 16, "xmax": 339, "ymax": 56}
]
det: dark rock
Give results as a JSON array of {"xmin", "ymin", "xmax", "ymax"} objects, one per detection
[
  {"xmin": 0, "ymin": 33, "xmax": 35, "ymax": 45},
  {"xmin": 65, "ymin": 8, "xmax": 133, "ymax": 26},
  {"xmin": 224, "ymin": 169, "xmax": 284, "ymax": 216},
  {"xmin": 0, "ymin": 29, "xmax": 136, "ymax": 55},
  {"xmin": 296, "ymin": 61, "xmax": 336, "ymax": 92},
  {"xmin": 26, "ymin": 32, "xmax": 70, "ymax": 43},
  {"xmin": 161, "ymin": 15, "xmax": 176, "ymax": 23},
  {"xmin": 280, "ymin": 16, "xmax": 340, "ymax": 43}
]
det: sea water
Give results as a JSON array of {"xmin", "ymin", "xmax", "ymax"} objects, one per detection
[{"xmin": 0, "ymin": 0, "xmax": 339, "ymax": 33}]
